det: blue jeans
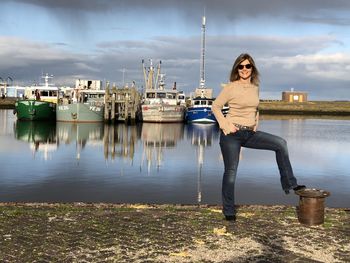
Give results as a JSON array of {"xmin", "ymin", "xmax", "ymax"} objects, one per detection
[{"xmin": 219, "ymin": 130, "xmax": 298, "ymax": 216}]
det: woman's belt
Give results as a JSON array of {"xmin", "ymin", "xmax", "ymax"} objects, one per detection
[{"xmin": 233, "ymin": 123, "xmax": 254, "ymax": 131}]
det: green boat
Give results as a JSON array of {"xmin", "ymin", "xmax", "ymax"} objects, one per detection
[
  {"xmin": 14, "ymin": 74, "xmax": 59, "ymax": 121},
  {"xmin": 15, "ymin": 99, "xmax": 56, "ymax": 121}
]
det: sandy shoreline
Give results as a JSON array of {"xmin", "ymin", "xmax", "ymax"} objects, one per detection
[{"xmin": 0, "ymin": 203, "xmax": 349, "ymax": 262}]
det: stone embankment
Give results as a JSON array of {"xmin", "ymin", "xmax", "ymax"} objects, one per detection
[{"xmin": 0, "ymin": 203, "xmax": 349, "ymax": 262}]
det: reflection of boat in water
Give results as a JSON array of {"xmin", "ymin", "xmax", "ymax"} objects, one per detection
[
  {"xmin": 56, "ymin": 122, "xmax": 104, "ymax": 159},
  {"xmin": 186, "ymin": 123, "xmax": 220, "ymax": 204},
  {"xmin": 141, "ymin": 123, "xmax": 184, "ymax": 147},
  {"xmin": 14, "ymin": 74, "xmax": 58, "ymax": 121},
  {"xmin": 141, "ymin": 123, "xmax": 184, "ymax": 170},
  {"xmin": 186, "ymin": 123, "xmax": 220, "ymax": 146},
  {"xmin": 14, "ymin": 120, "xmax": 57, "ymax": 159}
]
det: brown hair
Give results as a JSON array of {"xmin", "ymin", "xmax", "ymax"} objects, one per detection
[{"xmin": 229, "ymin": 53, "xmax": 260, "ymax": 86}]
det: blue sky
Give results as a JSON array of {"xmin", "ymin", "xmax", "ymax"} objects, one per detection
[{"xmin": 1, "ymin": 0, "xmax": 350, "ymax": 100}]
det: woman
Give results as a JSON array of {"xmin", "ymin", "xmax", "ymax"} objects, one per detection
[{"xmin": 212, "ymin": 53, "xmax": 305, "ymax": 221}]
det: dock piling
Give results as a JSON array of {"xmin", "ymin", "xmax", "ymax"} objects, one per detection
[{"xmin": 104, "ymin": 84, "xmax": 141, "ymax": 123}]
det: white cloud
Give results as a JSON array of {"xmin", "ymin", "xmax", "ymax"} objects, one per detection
[{"xmin": 261, "ymin": 53, "xmax": 350, "ymax": 81}]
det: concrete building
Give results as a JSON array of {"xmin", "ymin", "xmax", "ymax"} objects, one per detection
[{"xmin": 282, "ymin": 88, "xmax": 308, "ymax": 102}]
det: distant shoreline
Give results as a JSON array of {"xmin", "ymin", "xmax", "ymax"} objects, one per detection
[
  {"xmin": 0, "ymin": 98, "xmax": 16, "ymax": 109},
  {"xmin": 259, "ymin": 101, "xmax": 350, "ymax": 116},
  {"xmin": 1, "ymin": 98, "xmax": 350, "ymax": 115}
]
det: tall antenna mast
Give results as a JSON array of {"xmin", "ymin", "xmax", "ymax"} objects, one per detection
[{"xmin": 199, "ymin": 14, "xmax": 206, "ymax": 89}]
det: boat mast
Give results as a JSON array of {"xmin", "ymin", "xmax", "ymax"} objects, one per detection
[
  {"xmin": 143, "ymin": 59, "xmax": 162, "ymax": 90},
  {"xmin": 199, "ymin": 15, "xmax": 206, "ymax": 89},
  {"xmin": 155, "ymin": 60, "xmax": 162, "ymax": 90},
  {"xmin": 42, "ymin": 73, "xmax": 53, "ymax": 88},
  {"xmin": 142, "ymin": 59, "xmax": 148, "ymax": 89},
  {"xmin": 143, "ymin": 59, "xmax": 155, "ymax": 90}
]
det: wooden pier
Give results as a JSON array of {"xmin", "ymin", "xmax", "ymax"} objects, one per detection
[{"xmin": 104, "ymin": 82, "xmax": 141, "ymax": 123}]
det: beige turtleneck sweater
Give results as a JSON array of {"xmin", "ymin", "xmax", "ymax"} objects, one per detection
[{"xmin": 212, "ymin": 81, "xmax": 259, "ymax": 135}]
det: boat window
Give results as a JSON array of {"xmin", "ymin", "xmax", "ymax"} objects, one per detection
[
  {"xmin": 194, "ymin": 101, "xmax": 200, "ymax": 105},
  {"xmin": 208, "ymin": 101, "xmax": 213, "ymax": 105},
  {"xmin": 146, "ymin": 93, "xmax": 155, "ymax": 98},
  {"xmin": 167, "ymin": 93, "xmax": 176, "ymax": 99},
  {"xmin": 201, "ymin": 101, "xmax": 207, "ymax": 105},
  {"xmin": 157, "ymin": 92, "xmax": 166, "ymax": 99},
  {"xmin": 41, "ymin": 90, "xmax": 49, "ymax": 96}
]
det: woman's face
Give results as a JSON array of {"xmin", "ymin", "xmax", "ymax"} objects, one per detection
[{"xmin": 238, "ymin": 59, "xmax": 252, "ymax": 81}]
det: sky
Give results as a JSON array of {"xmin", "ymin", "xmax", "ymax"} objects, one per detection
[{"xmin": 1, "ymin": 0, "xmax": 350, "ymax": 100}]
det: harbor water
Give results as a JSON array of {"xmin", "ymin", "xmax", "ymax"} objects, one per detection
[{"xmin": 0, "ymin": 109, "xmax": 349, "ymax": 208}]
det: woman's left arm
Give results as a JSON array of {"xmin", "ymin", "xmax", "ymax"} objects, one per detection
[
  {"xmin": 254, "ymin": 86, "xmax": 260, "ymax": 131},
  {"xmin": 254, "ymin": 110, "xmax": 259, "ymax": 131}
]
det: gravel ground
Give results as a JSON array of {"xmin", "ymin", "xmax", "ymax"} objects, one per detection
[{"xmin": 0, "ymin": 203, "xmax": 349, "ymax": 262}]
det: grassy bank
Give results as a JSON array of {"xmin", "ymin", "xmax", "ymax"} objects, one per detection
[
  {"xmin": 259, "ymin": 101, "xmax": 350, "ymax": 115},
  {"xmin": 0, "ymin": 203, "xmax": 349, "ymax": 262}
]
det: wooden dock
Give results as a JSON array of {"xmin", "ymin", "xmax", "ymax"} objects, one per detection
[{"xmin": 104, "ymin": 83, "xmax": 141, "ymax": 123}]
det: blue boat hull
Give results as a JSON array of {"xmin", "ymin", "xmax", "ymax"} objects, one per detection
[{"xmin": 185, "ymin": 106, "xmax": 217, "ymax": 123}]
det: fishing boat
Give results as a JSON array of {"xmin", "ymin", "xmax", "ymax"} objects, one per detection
[
  {"xmin": 186, "ymin": 95, "xmax": 216, "ymax": 123},
  {"xmin": 185, "ymin": 16, "xmax": 217, "ymax": 124},
  {"xmin": 186, "ymin": 87, "xmax": 229, "ymax": 123},
  {"xmin": 14, "ymin": 74, "xmax": 58, "ymax": 121},
  {"xmin": 140, "ymin": 60, "xmax": 186, "ymax": 123},
  {"xmin": 56, "ymin": 80, "xmax": 105, "ymax": 123}
]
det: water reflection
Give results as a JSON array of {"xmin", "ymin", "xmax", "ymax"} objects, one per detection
[
  {"xmin": 186, "ymin": 123, "xmax": 220, "ymax": 204},
  {"xmin": 3, "ymin": 108, "xmax": 349, "ymax": 207},
  {"xmin": 14, "ymin": 121, "xmax": 57, "ymax": 160},
  {"xmin": 141, "ymin": 123, "xmax": 184, "ymax": 171},
  {"xmin": 56, "ymin": 122, "xmax": 104, "ymax": 160},
  {"xmin": 12, "ymin": 121, "xmax": 188, "ymax": 168},
  {"xmin": 103, "ymin": 123, "xmax": 140, "ymax": 160}
]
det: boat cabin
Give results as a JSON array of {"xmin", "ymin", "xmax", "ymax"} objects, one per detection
[
  {"xmin": 191, "ymin": 97, "xmax": 213, "ymax": 107},
  {"xmin": 24, "ymin": 86, "xmax": 59, "ymax": 103},
  {"xmin": 144, "ymin": 89, "xmax": 181, "ymax": 105}
]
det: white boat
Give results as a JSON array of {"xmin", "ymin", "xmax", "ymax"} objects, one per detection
[
  {"xmin": 57, "ymin": 81, "xmax": 105, "ymax": 123},
  {"xmin": 140, "ymin": 60, "xmax": 185, "ymax": 123}
]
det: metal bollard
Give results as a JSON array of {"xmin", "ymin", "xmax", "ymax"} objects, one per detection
[{"xmin": 295, "ymin": 188, "xmax": 330, "ymax": 226}]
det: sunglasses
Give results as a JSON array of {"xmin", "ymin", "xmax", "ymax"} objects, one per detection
[{"xmin": 238, "ymin": 64, "xmax": 252, "ymax": 70}]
